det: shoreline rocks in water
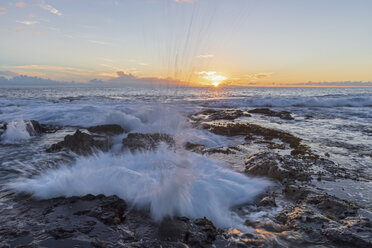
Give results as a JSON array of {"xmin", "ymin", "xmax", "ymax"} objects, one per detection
[
  {"xmin": 191, "ymin": 109, "xmax": 251, "ymax": 121},
  {"xmin": 241, "ymin": 150, "xmax": 372, "ymax": 248},
  {"xmin": 122, "ymin": 133, "xmax": 175, "ymax": 152},
  {"xmin": 1, "ymin": 107, "xmax": 371, "ymax": 248},
  {"xmin": 248, "ymin": 108, "xmax": 294, "ymax": 120},
  {"xmin": 1, "ymin": 120, "xmax": 60, "ymax": 136},
  {"xmin": 245, "ymin": 152, "xmax": 311, "ymax": 182},
  {"xmin": 47, "ymin": 129, "xmax": 109, "ymax": 155},
  {"xmin": 87, "ymin": 124, "xmax": 125, "ymax": 136},
  {"xmin": 0, "ymin": 194, "xmax": 217, "ymax": 248}
]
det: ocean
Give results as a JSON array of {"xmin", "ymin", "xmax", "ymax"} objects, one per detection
[{"xmin": 0, "ymin": 86, "xmax": 371, "ymax": 245}]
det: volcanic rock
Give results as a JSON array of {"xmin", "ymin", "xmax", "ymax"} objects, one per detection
[
  {"xmin": 0, "ymin": 194, "xmax": 218, "ymax": 247},
  {"xmin": 248, "ymin": 108, "xmax": 294, "ymax": 120},
  {"xmin": 244, "ymin": 152, "xmax": 310, "ymax": 182},
  {"xmin": 191, "ymin": 109, "xmax": 251, "ymax": 121},
  {"xmin": 46, "ymin": 129, "xmax": 109, "ymax": 155},
  {"xmin": 87, "ymin": 124, "xmax": 125, "ymax": 136},
  {"xmin": 122, "ymin": 133, "xmax": 175, "ymax": 152}
]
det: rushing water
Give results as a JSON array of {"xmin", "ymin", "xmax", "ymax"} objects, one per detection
[{"xmin": 0, "ymin": 86, "xmax": 371, "ymax": 227}]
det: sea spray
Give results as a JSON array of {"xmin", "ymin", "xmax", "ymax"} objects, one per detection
[
  {"xmin": 10, "ymin": 146, "xmax": 272, "ymax": 228},
  {"xmin": 0, "ymin": 120, "xmax": 31, "ymax": 145}
]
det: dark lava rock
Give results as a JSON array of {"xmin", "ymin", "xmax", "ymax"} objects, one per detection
[
  {"xmin": 122, "ymin": 133, "xmax": 175, "ymax": 152},
  {"xmin": 188, "ymin": 217, "xmax": 218, "ymax": 247},
  {"xmin": 87, "ymin": 124, "xmax": 125, "ymax": 136},
  {"xmin": 323, "ymin": 227, "xmax": 372, "ymax": 248},
  {"xmin": 258, "ymin": 196, "xmax": 277, "ymax": 207},
  {"xmin": 191, "ymin": 109, "xmax": 251, "ymax": 121},
  {"xmin": 275, "ymin": 202, "xmax": 372, "ymax": 247},
  {"xmin": 46, "ymin": 129, "xmax": 109, "ymax": 155},
  {"xmin": 0, "ymin": 194, "xmax": 217, "ymax": 248},
  {"xmin": 184, "ymin": 142, "xmax": 206, "ymax": 153},
  {"xmin": 244, "ymin": 152, "xmax": 311, "ymax": 182},
  {"xmin": 203, "ymin": 122, "xmax": 316, "ymax": 158},
  {"xmin": 248, "ymin": 108, "xmax": 294, "ymax": 120},
  {"xmin": 306, "ymin": 194, "xmax": 358, "ymax": 219},
  {"xmin": 203, "ymin": 122, "xmax": 301, "ymax": 148},
  {"xmin": 206, "ymin": 147, "xmax": 236, "ymax": 155}
]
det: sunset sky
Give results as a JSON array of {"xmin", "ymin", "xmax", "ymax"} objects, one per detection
[{"xmin": 0, "ymin": 0, "xmax": 371, "ymax": 86}]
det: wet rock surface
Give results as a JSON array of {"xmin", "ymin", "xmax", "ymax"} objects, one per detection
[
  {"xmin": 122, "ymin": 133, "xmax": 175, "ymax": 152},
  {"xmin": 46, "ymin": 129, "xmax": 109, "ymax": 155},
  {"xmin": 0, "ymin": 194, "xmax": 217, "ymax": 248},
  {"xmin": 241, "ymin": 151, "xmax": 372, "ymax": 247},
  {"xmin": 245, "ymin": 152, "xmax": 311, "ymax": 182},
  {"xmin": 202, "ymin": 122, "xmax": 314, "ymax": 157},
  {"xmin": 87, "ymin": 124, "xmax": 125, "ymax": 136},
  {"xmin": 191, "ymin": 109, "xmax": 251, "ymax": 121},
  {"xmin": 248, "ymin": 108, "xmax": 294, "ymax": 120},
  {"xmin": 189, "ymin": 110, "xmax": 372, "ymax": 247},
  {"xmin": 1, "ymin": 108, "xmax": 371, "ymax": 248}
]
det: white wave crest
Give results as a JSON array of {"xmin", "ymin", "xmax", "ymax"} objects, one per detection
[
  {"xmin": 0, "ymin": 121, "xmax": 31, "ymax": 144},
  {"xmin": 10, "ymin": 147, "xmax": 271, "ymax": 228}
]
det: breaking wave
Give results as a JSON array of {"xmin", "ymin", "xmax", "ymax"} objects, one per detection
[
  {"xmin": 0, "ymin": 121, "xmax": 31, "ymax": 145},
  {"xmin": 10, "ymin": 147, "xmax": 272, "ymax": 228}
]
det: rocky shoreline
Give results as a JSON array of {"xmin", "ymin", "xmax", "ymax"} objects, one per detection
[{"xmin": 0, "ymin": 108, "xmax": 371, "ymax": 247}]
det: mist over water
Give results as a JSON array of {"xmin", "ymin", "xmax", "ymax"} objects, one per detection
[
  {"xmin": 0, "ymin": 120, "xmax": 31, "ymax": 145},
  {"xmin": 1, "ymin": 86, "xmax": 372, "ymax": 227},
  {"xmin": 10, "ymin": 147, "xmax": 271, "ymax": 228}
]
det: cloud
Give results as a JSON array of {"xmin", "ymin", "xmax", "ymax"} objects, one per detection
[
  {"xmin": 0, "ymin": 71, "xmax": 19, "ymax": 79},
  {"xmin": 15, "ymin": 2, "xmax": 25, "ymax": 8},
  {"xmin": 253, "ymin": 73, "xmax": 272, "ymax": 79},
  {"xmin": 89, "ymin": 40, "xmax": 114, "ymax": 46},
  {"xmin": 196, "ymin": 54, "xmax": 214, "ymax": 59},
  {"xmin": 243, "ymin": 73, "xmax": 273, "ymax": 80},
  {"xmin": 174, "ymin": 0, "xmax": 195, "ymax": 3},
  {"xmin": 39, "ymin": 1, "xmax": 62, "ymax": 16},
  {"xmin": 16, "ymin": 20, "xmax": 38, "ymax": 25},
  {"xmin": 0, "ymin": 73, "xmax": 73, "ymax": 86},
  {"xmin": 0, "ymin": 7, "xmax": 5, "ymax": 15},
  {"xmin": 115, "ymin": 71, "xmax": 136, "ymax": 79},
  {"xmin": 298, "ymin": 81, "xmax": 372, "ymax": 87},
  {"xmin": 15, "ymin": 29, "xmax": 40, "ymax": 34}
]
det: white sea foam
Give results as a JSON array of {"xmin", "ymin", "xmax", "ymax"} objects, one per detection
[
  {"xmin": 0, "ymin": 121, "xmax": 31, "ymax": 144},
  {"xmin": 10, "ymin": 147, "xmax": 272, "ymax": 228}
]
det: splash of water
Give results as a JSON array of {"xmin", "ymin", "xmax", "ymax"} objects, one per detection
[
  {"xmin": 10, "ymin": 146, "xmax": 271, "ymax": 228},
  {"xmin": 0, "ymin": 121, "xmax": 31, "ymax": 145}
]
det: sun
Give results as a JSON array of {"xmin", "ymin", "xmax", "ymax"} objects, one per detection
[{"xmin": 197, "ymin": 71, "xmax": 227, "ymax": 87}]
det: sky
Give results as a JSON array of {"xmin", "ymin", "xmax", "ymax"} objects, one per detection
[{"xmin": 0, "ymin": 0, "xmax": 371, "ymax": 86}]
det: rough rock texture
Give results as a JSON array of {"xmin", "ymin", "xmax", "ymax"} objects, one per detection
[
  {"xmin": 46, "ymin": 129, "xmax": 109, "ymax": 155},
  {"xmin": 245, "ymin": 152, "xmax": 311, "ymax": 182},
  {"xmin": 248, "ymin": 108, "xmax": 294, "ymax": 120},
  {"xmin": 87, "ymin": 124, "xmax": 125, "ymax": 136},
  {"xmin": 203, "ymin": 123, "xmax": 301, "ymax": 147},
  {"xmin": 275, "ymin": 198, "xmax": 372, "ymax": 248},
  {"xmin": 0, "ymin": 194, "xmax": 218, "ymax": 248},
  {"xmin": 203, "ymin": 122, "xmax": 317, "ymax": 158},
  {"xmin": 122, "ymin": 133, "xmax": 175, "ymax": 152},
  {"xmin": 191, "ymin": 109, "xmax": 251, "ymax": 121},
  {"xmin": 184, "ymin": 142, "xmax": 207, "ymax": 153}
]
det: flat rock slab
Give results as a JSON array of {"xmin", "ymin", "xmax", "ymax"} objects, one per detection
[
  {"xmin": 0, "ymin": 194, "xmax": 217, "ymax": 248},
  {"xmin": 87, "ymin": 124, "xmax": 125, "ymax": 136}
]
